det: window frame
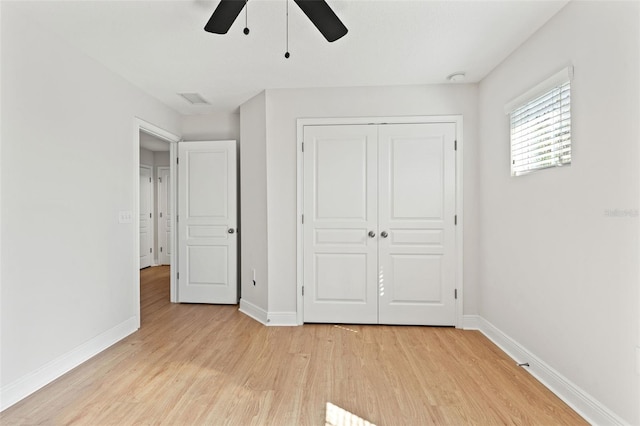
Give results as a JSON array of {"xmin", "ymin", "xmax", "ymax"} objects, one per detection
[{"xmin": 505, "ymin": 66, "xmax": 574, "ymax": 176}]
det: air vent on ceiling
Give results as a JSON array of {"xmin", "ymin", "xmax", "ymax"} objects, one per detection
[{"xmin": 178, "ymin": 93, "xmax": 210, "ymax": 105}]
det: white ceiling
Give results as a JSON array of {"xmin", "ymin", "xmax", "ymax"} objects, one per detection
[{"xmin": 6, "ymin": 0, "xmax": 569, "ymax": 115}]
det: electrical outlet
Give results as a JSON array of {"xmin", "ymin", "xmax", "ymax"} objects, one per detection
[{"xmin": 118, "ymin": 210, "xmax": 133, "ymax": 223}]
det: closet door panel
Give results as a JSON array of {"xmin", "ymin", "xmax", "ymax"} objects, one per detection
[
  {"xmin": 378, "ymin": 123, "xmax": 457, "ymax": 325},
  {"xmin": 303, "ymin": 125, "xmax": 379, "ymax": 324}
]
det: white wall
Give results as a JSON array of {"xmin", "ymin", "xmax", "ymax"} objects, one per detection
[
  {"xmin": 181, "ymin": 113, "xmax": 240, "ymax": 141},
  {"xmin": 478, "ymin": 1, "xmax": 639, "ymax": 423},
  {"xmin": 0, "ymin": 4, "xmax": 180, "ymax": 407},
  {"xmin": 139, "ymin": 147, "xmax": 155, "ymax": 167},
  {"xmin": 239, "ymin": 92, "xmax": 269, "ymax": 317},
  {"xmin": 154, "ymin": 151, "xmax": 170, "ymax": 167},
  {"xmin": 261, "ymin": 84, "xmax": 479, "ymax": 317}
]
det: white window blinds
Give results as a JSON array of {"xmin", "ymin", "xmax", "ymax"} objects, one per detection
[{"xmin": 506, "ymin": 66, "xmax": 573, "ymax": 176}]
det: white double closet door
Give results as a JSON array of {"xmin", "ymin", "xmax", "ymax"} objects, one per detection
[{"xmin": 303, "ymin": 123, "xmax": 457, "ymax": 325}]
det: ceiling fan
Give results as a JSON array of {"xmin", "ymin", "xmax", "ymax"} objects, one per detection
[{"xmin": 204, "ymin": 0, "xmax": 348, "ymax": 42}]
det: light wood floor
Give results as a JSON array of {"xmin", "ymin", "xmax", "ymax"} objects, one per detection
[{"xmin": 1, "ymin": 265, "xmax": 586, "ymax": 425}]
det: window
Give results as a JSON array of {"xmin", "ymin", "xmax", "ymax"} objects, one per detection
[{"xmin": 505, "ymin": 66, "xmax": 573, "ymax": 176}]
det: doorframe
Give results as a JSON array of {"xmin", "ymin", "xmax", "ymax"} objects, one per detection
[
  {"xmin": 139, "ymin": 164, "xmax": 154, "ymax": 268},
  {"xmin": 296, "ymin": 115, "xmax": 464, "ymax": 327},
  {"xmin": 133, "ymin": 118, "xmax": 181, "ymax": 328}
]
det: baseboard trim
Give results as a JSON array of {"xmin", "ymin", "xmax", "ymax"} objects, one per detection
[
  {"xmin": 463, "ymin": 315, "xmax": 627, "ymax": 425},
  {"xmin": 267, "ymin": 311, "xmax": 298, "ymax": 326},
  {"xmin": 239, "ymin": 298, "xmax": 268, "ymax": 325},
  {"xmin": 461, "ymin": 314, "xmax": 481, "ymax": 330},
  {"xmin": 0, "ymin": 316, "xmax": 138, "ymax": 412}
]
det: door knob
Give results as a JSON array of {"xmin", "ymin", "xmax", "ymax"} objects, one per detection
[
  {"xmin": 380, "ymin": 231, "xmax": 388, "ymax": 238},
  {"xmin": 228, "ymin": 228, "xmax": 235, "ymax": 234},
  {"xmin": 368, "ymin": 231, "xmax": 376, "ymax": 238}
]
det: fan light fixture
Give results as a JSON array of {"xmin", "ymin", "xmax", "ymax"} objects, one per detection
[{"xmin": 204, "ymin": 0, "xmax": 348, "ymax": 58}]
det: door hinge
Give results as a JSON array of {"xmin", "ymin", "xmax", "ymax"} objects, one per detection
[
  {"xmin": 455, "ymin": 289, "xmax": 458, "ymax": 299},
  {"xmin": 149, "ymin": 177, "xmax": 152, "ymax": 183},
  {"xmin": 454, "ymin": 215, "xmax": 457, "ymax": 225},
  {"xmin": 454, "ymin": 140, "xmax": 457, "ymax": 151},
  {"xmin": 302, "ymin": 286, "xmax": 304, "ymax": 296},
  {"xmin": 159, "ymin": 177, "xmax": 162, "ymax": 183},
  {"xmin": 160, "ymin": 247, "xmax": 163, "ymax": 252},
  {"xmin": 160, "ymin": 212, "xmax": 163, "ymax": 218},
  {"xmin": 301, "ymin": 214, "xmax": 304, "ymax": 224},
  {"xmin": 177, "ymin": 272, "xmax": 179, "ymax": 280},
  {"xmin": 176, "ymin": 215, "xmax": 179, "ymax": 222},
  {"xmin": 301, "ymin": 142, "xmax": 304, "ymax": 152},
  {"xmin": 177, "ymin": 157, "xmax": 179, "ymax": 164},
  {"xmin": 150, "ymin": 213, "xmax": 152, "ymax": 218},
  {"xmin": 150, "ymin": 248, "xmax": 152, "ymax": 253}
]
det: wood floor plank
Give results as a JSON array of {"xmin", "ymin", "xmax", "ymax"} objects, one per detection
[{"xmin": 1, "ymin": 265, "xmax": 587, "ymax": 425}]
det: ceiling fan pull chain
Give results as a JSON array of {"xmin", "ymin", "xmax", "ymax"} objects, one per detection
[
  {"xmin": 243, "ymin": 0, "xmax": 249, "ymax": 35},
  {"xmin": 284, "ymin": 0, "xmax": 290, "ymax": 58}
]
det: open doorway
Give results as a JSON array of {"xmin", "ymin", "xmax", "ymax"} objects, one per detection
[
  {"xmin": 139, "ymin": 131, "xmax": 171, "ymax": 268},
  {"xmin": 133, "ymin": 118, "xmax": 180, "ymax": 329}
]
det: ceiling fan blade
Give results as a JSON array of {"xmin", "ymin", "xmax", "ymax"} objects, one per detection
[
  {"xmin": 204, "ymin": 0, "xmax": 246, "ymax": 34},
  {"xmin": 294, "ymin": 0, "xmax": 348, "ymax": 42}
]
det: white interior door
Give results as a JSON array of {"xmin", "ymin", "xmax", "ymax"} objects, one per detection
[
  {"xmin": 378, "ymin": 123, "xmax": 456, "ymax": 325},
  {"xmin": 178, "ymin": 140, "xmax": 237, "ymax": 304},
  {"xmin": 302, "ymin": 122, "xmax": 457, "ymax": 325},
  {"xmin": 157, "ymin": 166, "xmax": 171, "ymax": 265},
  {"xmin": 303, "ymin": 125, "xmax": 379, "ymax": 323},
  {"xmin": 140, "ymin": 166, "xmax": 153, "ymax": 269}
]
